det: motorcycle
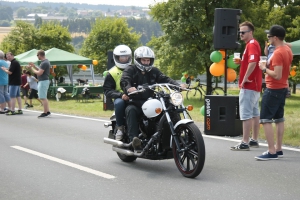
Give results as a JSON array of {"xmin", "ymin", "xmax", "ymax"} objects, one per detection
[{"xmin": 103, "ymin": 83, "xmax": 205, "ymax": 178}]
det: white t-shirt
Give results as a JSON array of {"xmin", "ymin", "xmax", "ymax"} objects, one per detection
[{"xmin": 27, "ymin": 76, "xmax": 38, "ymax": 90}]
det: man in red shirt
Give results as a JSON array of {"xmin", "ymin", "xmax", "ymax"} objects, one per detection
[
  {"xmin": 255, "ymin": 25, "xmax": 293, "ymax": 160},
  {"xmin": 21, "ymin": 69, "xmax": 29, "ymax": 107},
  {"xmin": 231, "ymin": 21, "xmax": 262, "ymax": 151}
]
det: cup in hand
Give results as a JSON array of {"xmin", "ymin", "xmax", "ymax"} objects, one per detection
[
  {"xmin": 233, "ymin": 52, "xmax": 241, "ymax": 63},
  {"xmin": 260, "ymin": 56, "xmax": 267, "ymax": 67}
]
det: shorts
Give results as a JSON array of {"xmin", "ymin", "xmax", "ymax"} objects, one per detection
[
  {"xmin": 0, "ymin": 85, "xmax": 11, "ymax": 103},
  {"xmin": 38, "ymin": 80, "xmax": 50, "ymax": 99},
  {"xmin": 239, "ymin": 89, "xmax": 260, "ymax": 120},
  {"xmin": 29, "ymin": 89, "xmax": 39, "ymax": 99},
  {"xmin": 9, "ymin": 85, "xmax": 20, "ymax": 98},
  {"xmin": 260, "ymin": 88, "xmax": 287, "ymax": 124},
  {"xmin": 21, "ymin": 87, "xmax": 29, "ymax": 97}
]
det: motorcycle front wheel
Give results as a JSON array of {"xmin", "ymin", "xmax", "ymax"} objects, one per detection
[{"xmin": 172, "ymin": 123, "xmax": 205, "ymax": 178}]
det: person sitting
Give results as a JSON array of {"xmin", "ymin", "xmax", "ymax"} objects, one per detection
[
  {"xmin": 103, "ymin": 45, "xmax": 132, "ymax": 141},
  {"xmin": 120, "ymin": 46, "xmax": 185, "ymax": 152}
]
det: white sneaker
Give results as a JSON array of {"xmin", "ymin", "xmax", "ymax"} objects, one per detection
[{"xmin": 115, "ymin": 128, "xmax": 123, "ymax": 141}]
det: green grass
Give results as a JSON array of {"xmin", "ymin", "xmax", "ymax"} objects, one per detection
[{"xmin": 28, "ymin": 89, "xmax": 300, "ymax": 148}]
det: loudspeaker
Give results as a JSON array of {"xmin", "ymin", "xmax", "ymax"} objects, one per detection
[
  {"xmin": 107, "ymin": 51, "xmax": 115, "ymax": 70},
  {"xmin": 213, "ymin": 8, "xmax": 242, "ymax": 50},
  {"xmin": 204, "ymin": 95, "xmax": 242, "ymax": 136}
]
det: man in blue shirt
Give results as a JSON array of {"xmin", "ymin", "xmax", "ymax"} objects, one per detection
[{"xmin": 0, "ymin": 50, "xmax": 11, "ymax": 114}]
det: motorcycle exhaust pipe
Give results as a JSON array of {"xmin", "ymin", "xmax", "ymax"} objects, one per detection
[
  {"xmin": 112, "ymin": 147, "xmax": 135, "ymax": 156},
  {"xmin": 103, "ymin": 137, "xmax": 132, "ymax": 148}
]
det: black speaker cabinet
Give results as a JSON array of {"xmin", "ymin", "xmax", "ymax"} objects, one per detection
[
  {"xmin": 103, "ymin": 94, "xmax": 114, "ymax": 111},
  {"xmin": 213, "ymin": 8, "xmax": 242, "ymax": 50},
  {"xmin": 107, "ymin": 51, "xmax": 115, "ymax": 70},
  {"xmin": 204, "ymin": 95, "xmax": 242, "ymax": 136}
]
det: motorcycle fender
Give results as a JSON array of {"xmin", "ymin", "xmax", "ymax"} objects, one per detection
[{"xmin": 170, "ymin": 119, "xmax": 194, "ymax": 148}]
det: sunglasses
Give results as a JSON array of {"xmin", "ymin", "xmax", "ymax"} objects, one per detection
[
  {"xmin": 239, "ymin": 30, "xmax": 251, "ymax": 35},
  {"xmin": 267, "ymin": 35, "xmax": 274, "ymax": 38}
]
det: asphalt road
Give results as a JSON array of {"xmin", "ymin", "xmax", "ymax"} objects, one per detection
[{"xmin": 1, "ymin": 110, "xmax": 300, "ymax": 200}]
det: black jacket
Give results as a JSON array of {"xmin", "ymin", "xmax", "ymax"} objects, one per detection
[
  {"xmin": 103, "ymin": 73, "xmax": 123, "ymax": 99},
  {"xmin": 121, "ymin": 65, "xmax": 179, "ymax": 102}
]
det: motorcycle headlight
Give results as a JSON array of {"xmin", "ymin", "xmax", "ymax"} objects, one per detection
[{"xmin": 170, "ymin": 92, "xmax": 183, "ymax": 106}]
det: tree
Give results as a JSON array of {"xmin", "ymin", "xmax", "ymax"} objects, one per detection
[
  {"xmin": 0, "ymin": 6, "xmax": 13, "ymax": 21},
  {"xmin": 16, "ymin": 7, "xmax": 28, "ymax": 18},
  {"xmin": 0, "ymin": 21, "xmax": 75, "ymax": 78},
  {"xmin": 149, "ymin": 0, "xmax": 266, "ymax": 94},
  {"xmin": 80, "ymin": 17, "xmax": 140, "ymax": 74}
]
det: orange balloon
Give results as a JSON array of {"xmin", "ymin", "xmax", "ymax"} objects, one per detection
[
  {"xmin": 290, "ymin": 70, "xmax": 296, "ymax": 77},
  {"xmin": 219, "ymin": 50, "xmax": 226, "ymax": 58},
  {"xmin": 93, "ymin": 60, "xmax": 98, "ymax": 65},
  {"xmin": 226, "ymin": 68, "xmax": 237, "ymax": 82},
  {"xmin": 81, "ymin": 65, "xmax": 87, "ymax": 71},
  {"xmin": 210, "ymin": 62, "xmax": 225, "ymax": 77}
]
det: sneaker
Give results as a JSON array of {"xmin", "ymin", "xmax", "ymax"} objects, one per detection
[
  {"xmin": 38, "ymin": 113, "xmax": 48, "ymax": 118},
  {"xmin": 27, "ymin": 105, "xmax": 34, "ymax": 108},
  {"xmin": 115, "ymin": 126, "xmax": 124, "ymax": 141},
  {"xmin": 230, "ymin": 142, "xmax": 250, "ymax": 151},
  {"xmin": 249, "ymin": 139, "xmax": 259, "ymax": 148},
  {"xmin": 255, "ymin": 151, "xmax": 278, "ymax": 160},
  {"xmin": 25, "ymin": 103, "xmax": 30, "ymax": 107},
  {"xmin": 6, "ymin": 110, "xmax": 15, "ymax": 115},
  {"xmin": 0, "ymin": 111, "xmax": 6, "ymax": 114},
  {"xmin": 15, "ymin": 110, "xmax": 23, "ymax": 115},
  {"xmin": 46, "ymin": 111, "xmax": 51, "ymax": 116},
  {"xmin": 277, "ymin": 150, "xmax": 284, "ymax": 158},
  {"xmin": 132, "ymin": 137, "xmax": 143, "ymax": 153}
]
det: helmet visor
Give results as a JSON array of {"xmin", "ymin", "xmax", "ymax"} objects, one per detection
[{"xmin": 115, "ymin": 55, "xmax": 132, "ymax": 64}]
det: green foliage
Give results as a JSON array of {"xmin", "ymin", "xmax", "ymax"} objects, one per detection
[
  {"xmin": 80, "ymin": 17, "xmax": 140, "ymax": 74},
  {"xmin": 0, "ymin": 6, "xmax": 13, "ymax": 21},
  {"xmin": 0, "ymin": 21, "xmax": 75, "ymax": 78}
]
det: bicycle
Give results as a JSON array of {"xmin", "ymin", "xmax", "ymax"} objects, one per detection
[{"xmin": 186, "ymin": 78, "xmax": 225, "ymax": 101}]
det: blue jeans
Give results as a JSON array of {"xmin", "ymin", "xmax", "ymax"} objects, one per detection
[
  {"xmin": 0, "ymin": 85, "xmax": 10, "ymax": 103},
  {"xmin": 114, "ymin": 98, "xmax": 126, "ymax": 127}
]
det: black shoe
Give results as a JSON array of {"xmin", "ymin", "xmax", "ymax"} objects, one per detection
[
  {"xmin": 132, "ymin": 137, "xmax": 143, "ymax": 153},
  {"xmin": 27, "ymin": 105, "xmax": 34, "ymax": 108},
  {"xmin": 230, "ymin": 142, "xmax": 250, "ymax": 151},
  {"xmin": 46, "ymin": 111, "xmax": 51, "ymax": 116},
  {"xmin": 249, "ymin": 139, "xmax": 259, "ymax": 148},
  {"xmin": 0, "ymin": 111, "xmax": 6, "ymax": 114},
  {"xmin": 38, "ymin": 113, "xmax": 48, "ymax": 118},
  {"xmin": 6, "ymin": 110, "xmax": 15, "ymax": 115},
  {"xmin": 25, "ymin": 103, "xmax": 30, "ymax": 107}
]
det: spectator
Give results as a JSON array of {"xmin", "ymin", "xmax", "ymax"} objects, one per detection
[
  {"xmin": 255, "ymin": 25, "xmax": 293, "ymax": 160},
  {"xmin": 21, "ymin": 69, "xmax": 30, "ymax": 107},
  {"xmin": 27, "ymin": 50, "xmax": 51, "ymax": 118},
  {"xmin": 23, "ymin": 70, "xmax": 43, "ymax": 108},
  {"xmin": 0, "ymin": 50, "xmax": 11, "ymax": 114},
  {"xmin": 230, "ymin": 21, "xmax": 262, "ymax": 151},
  {"xmin": 1, "ymin": 52, "xmax": 23, "ymax": 115}
]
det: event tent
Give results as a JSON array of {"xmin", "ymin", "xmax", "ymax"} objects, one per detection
[
  {"xmin": 16, "ymin": 48, "xmax": 95, "ymax": 85},
  {"xmin": 291, "ymin": 40, "xmax": 300, "ymax": 56}
]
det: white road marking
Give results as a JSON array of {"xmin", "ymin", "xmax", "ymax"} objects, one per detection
[
  {"xmin": 23, "ymin": 110, "xmax": 300, "ymax": 153},
  {"xmin": 203, "ymin": 134, "xmax": 300, "ymax": 152},
  {"xmin": 11, "ymin": 146, "xmax": 115, "ymax": 179}
]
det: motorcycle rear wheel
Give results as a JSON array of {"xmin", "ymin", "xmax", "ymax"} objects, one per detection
[{"xmin": 172, "ymin": 123, "xmax": 205, "ymax": 178}]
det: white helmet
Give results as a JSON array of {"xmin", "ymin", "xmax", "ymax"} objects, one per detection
[
  {"xmin": 113, "ymin": 45, "xmax": 132, "ymax": 69},
  {"xmin": 134, "ymin": 46, "xmax": 155, "ymax": 72}
]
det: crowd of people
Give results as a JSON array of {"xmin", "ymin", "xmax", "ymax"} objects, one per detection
[{"xmin": 0, "ymin": 50, "xmax": 51, "ymax": 118}]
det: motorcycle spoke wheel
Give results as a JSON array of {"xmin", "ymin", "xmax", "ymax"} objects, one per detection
[{"xmin": 173, "ymin": 123, "xmax": 205, "ymax": 178}]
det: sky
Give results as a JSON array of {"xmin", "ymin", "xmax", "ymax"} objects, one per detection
[{"xmin": 5, "ymin": 0, "xmax": 165, "ymax": 7}]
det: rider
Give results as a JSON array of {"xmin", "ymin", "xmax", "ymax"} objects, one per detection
[
  {"xmin": 103, "ymin": 45, "xmax": 132, "ymax": 141},
  {"xmin": 120, "ymin": 46, "xmax": 184, "ymax": 152}
]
